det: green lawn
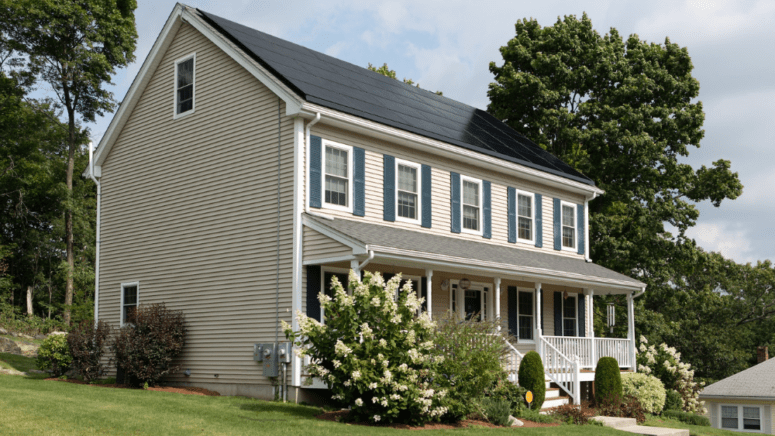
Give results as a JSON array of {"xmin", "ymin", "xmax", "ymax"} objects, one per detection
[
  {"xmin": 0, "ymin": 352, "xmax": 47, "ymax": 379},
  {"xmin": 0, "ymin": 374, "xmax": 634, "ymax": 435},
  {"xmin": 644, "ymin": 415, "xmax": 739, "ymax": 436}
]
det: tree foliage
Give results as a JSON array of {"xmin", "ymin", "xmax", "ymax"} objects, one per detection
[{"xmin": 367, "ymin": 62, "xmax": 443, "ymax": 95}]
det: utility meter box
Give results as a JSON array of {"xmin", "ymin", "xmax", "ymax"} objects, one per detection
[
  {"xmin": 253, "ymin": 344, "xmax": 264, "ymax": 362},
  {"xmin": 276, "ymin": 342, "xmax": 292, "ymax": 363},
  {"xmin": 260, "ymin": 343, "xmax": 279, "ymax": 377}
]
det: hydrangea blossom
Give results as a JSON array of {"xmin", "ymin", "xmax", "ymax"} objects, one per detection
[{"xmin": 636, "ymin": 336, "xmax": 705, "ymax": 414}]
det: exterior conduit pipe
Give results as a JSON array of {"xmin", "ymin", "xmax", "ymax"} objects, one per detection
[
  {"xmin": 304, "ymin": 113, "xmax": 321, "ymax": 215},
  {"xmin": 88, "ymin": 142, "xmax": 101, "ymax": 327}
]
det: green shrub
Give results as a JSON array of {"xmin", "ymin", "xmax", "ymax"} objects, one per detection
[
  {"xmin": 597, "ymin": 394, "xmax": 646, "ymax": 423},
  {"xmin": 549, "ymin": 404, "xmax": 589, "ymax": 425},
  {"xmin": 518, "ymin": 351, "xmax": 545, "ymax": 410},
  {"xmin": 621, "ymin": 373, "xmax": 666, "ymax": 414},
  {"xmin": 0, "ymin": 302, "xmax": 67, "ymax": 336},
  {"xmin": 594, "ymin": 357, "xmax": 623, "ymax": 406},
  {"xmin": 111, "ymin": 303, "xmax": 186, "ymax": 387},
  {"xmin": 515, "ymin": 407, "xmax": 560, "ymax": 424},
  {"xmin": 664, "ymin": 389, "xmax": 684, "ymax": 411},
  {"xmin": 481, "ymin": 398, "xmax": 512, "ymax": 426},
  {"xmin": 36, "ymin": 334, "xmax": 71, "ymax": 376},
  {"xmin": 67, "ymin": 320, "xmax": 111, "ymax": 382},
  {"xmin": 662, "ymin": 409, "xmax": 710, "ymax": 426},
  {"xmin": 485, "ymin": 378, "xmax": 527, "ymax": 415},
  {"xmin": 431, "ymin": 313, "xmax": 511, "ymax": 421},
  {"xmin": 636, "ymin": 337, "xmax": 705, "ymax": 414}
]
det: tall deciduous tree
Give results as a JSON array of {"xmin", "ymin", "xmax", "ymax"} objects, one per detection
[{"xmin": 5, "ymin": 0, "xmax": 137, "ymax": 325}]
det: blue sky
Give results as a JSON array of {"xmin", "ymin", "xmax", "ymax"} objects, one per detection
[{"xmin": 92, "ymin": 0, "xmax": 775, "ymax": 264}]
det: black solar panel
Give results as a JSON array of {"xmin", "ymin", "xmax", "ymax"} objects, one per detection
[{"xmin": 197, "ymin": 9, "xmax": 595, "ymax": 186}]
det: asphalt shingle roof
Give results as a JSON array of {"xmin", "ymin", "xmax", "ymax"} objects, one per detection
[
  {"xmin": 196, "ymin": 9, "xmax": 595, "ymax": 186},
  {"xmin": 306, "ymin": 214, "xmax": 643, "ymax": 287},
  {"xmin": 700, "ymin": 357, "xmax": 775, "ymax": 399}
]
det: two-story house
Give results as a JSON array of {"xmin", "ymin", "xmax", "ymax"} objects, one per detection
[{"xmin": 84, "ymin": 4, "xmax": 645, "ymax": 406}]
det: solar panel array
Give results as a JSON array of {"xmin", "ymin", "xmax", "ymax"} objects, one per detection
[{"xmin": 198, "ymin": 9, "xmax": 594, "ymax": 185}]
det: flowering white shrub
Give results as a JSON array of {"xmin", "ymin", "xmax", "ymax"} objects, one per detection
[
  {"xmin": 636, "ymin": 336, "xmax": 705, "ymax": 414},
  {"xmin": 621, "ymin": 373, "xmax": 666, "ymax": 414},
  {"xmin": 283, "ymin": 271, "xmax": 447, "ymax": 425}
]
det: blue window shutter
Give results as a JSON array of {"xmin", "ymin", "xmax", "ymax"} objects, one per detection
[
  {"xmin": 578, "ymin": 294, "xmax": 586, "ymax": 337},
  {"xmin": 553, "ymin": 198, "xmax": 561, "ymax": 251},
  {"xmin": 508, "ymin": 286, "xmax": 517, "ymax": 337},
  {"xmin": 554, "ymin": 291, "xmax": 563, "ymax": 336},
  {"xmin": 309, "ymin": 135, "xmax": 322, "ymax": 208},
  {"xmin": 535, "ymin": 194, "xmax": 543, "ymax": 248},
  {"xmin": 577, "ymin": 203, "xmax": 585, "ymax": 255},
  {"xmin": 306, "ymin": 265, "xmax": 321, "ymax": 321},
  {"xmin": 450, "ymin": 172, "xmax": 461, "ymax": 233},
  {"xmin": 421, "ymin": 164, "xmax": 432, "ymax": 228},
  {"xmin": 353, "ymin": 147, "xmax": 365, "ymax": 216},
  {"xmin": 421, "ymin": 276, "xmax": 428, "ymax": 312},
  {"xmin": 507, "ymin": 187, "xmax": 516, "ymax": 243},
  {"xmin": 483, "ymin": 181, "xmax": 491, "ymax": 239},
  {"xmin": 383, "ymin": 155, "xmax": 395, "ymax": 221}
]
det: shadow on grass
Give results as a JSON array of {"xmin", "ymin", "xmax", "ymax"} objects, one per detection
[{"xmin": 237, "ymin": 400, "xmax": 322, "ymax": 419}]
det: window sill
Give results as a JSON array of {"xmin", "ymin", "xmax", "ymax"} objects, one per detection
[
  {"xmin": 396, "ymin": 216, "xmax": 422, "ymax": 225},
  {"xmin": 517, "ymin": 238, "xmax": 535, "ymax": 245},
  {"xmin": 461, "ymin": 227, "xmax": 483, "ymax": 237},
  {"xmin": 321, "ymin": 203, "xmax": 353, "ymax": 214},
  {"xmin": 173, "ymin": 108, "xmax": 196, "ymax": 120}
]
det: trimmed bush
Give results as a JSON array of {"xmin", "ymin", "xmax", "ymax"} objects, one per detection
[
  {"xmin": 67, "ymin": 320, "xmax": 111, "ymax": 382},
  {"xmin": 664, "ymin": 389, "xmax": 684, "ymax": 411},
  {"xmin": 662, "ymin": 409, "xmax": 710, "ymax": 426},
  {"xmin": 598, "ymin": 394, "xmax": 646, "ymax": 423},
  {"xmin": 518, "ymin": 351, "xmax": 545, "ymax": 410},
  {"xmin": 594, "ymin": 357, "xmax": 623, "ymax": 406},
  {"xmin": 36, "ymin": 334, "xmax": 72, "ymax": 376},
  {"xmin": 485, "ymin": 377, "xmax": 527, "ymax": 415},
  {"xmin": 621, "ymin": 373, "xmax": 666, "ymax": 414},
  {"xmin": 111, "ymin": 303, "xmax": 186, "ymax": 387},
  {"xmin": 481, "ymin": 398, "xmax": 511, "ymax": 426}
]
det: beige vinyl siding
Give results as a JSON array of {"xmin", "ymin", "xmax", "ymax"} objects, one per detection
[
  {"xmin": 98, "ymin": 23, "xmax": 296, "ymax": 389},
  {"xmin": 309, "ymin": 124, "xmax": 586, "ymax": 259},
  {"xmin": 303, "ymin": 227, "xmax": 353, "ymax": 260}
]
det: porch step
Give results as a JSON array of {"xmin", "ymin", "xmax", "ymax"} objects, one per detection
[
  {"xmin": 540, "ymin": 395, "xmax": 569, "ymax": 409},
  {"xmin": 591, "ymin": 417, "xmax": 690, "ymax": 436},
  {"xmin": 545, "ymin": 388, "xmax": 561, "ymax": 399}
]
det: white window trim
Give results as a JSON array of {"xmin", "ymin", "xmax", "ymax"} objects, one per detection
[
  {"xmin": 173, "ymin": 53, "xmax": 196, "ymax": 120},
  {"xmin": 120, "ymin": 281, "xmax": 140, "ymax": 327},
  {"xmin": 460, "ymin": 175, "xmax": 483, "ymax": 236},
  {"xmin": 321, "ymin": 139, "xmax": 354, "ymax": 213},
  {"xmin": 395, "ymin": 158, "xmax": 422, "ymax": 225},
  {"xmin": 562, "ymin": 293, "xmax": 580, "ymax": 337},
  {"xmin": 516, "ymin": 287, "xmax": 536, "ymax": 344},
  {"xmin": 560, "ymin": 201, "xmax": 577, "ymax": 252},
  {"xmin": 516, "ymin": 190, "xmax": 536, "ymax": 245},
  {"xmin": 449, "ymin": 280, "xmax": 490, "ymax": 321},
  {"xmin": 719, "ymin": 404, "xmax": 764, "ymax": 433}
]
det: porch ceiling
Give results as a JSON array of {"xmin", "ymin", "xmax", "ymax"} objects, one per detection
[{"xmin": 303, "ymin": 214, "xmax": 644, "ymax": 293}]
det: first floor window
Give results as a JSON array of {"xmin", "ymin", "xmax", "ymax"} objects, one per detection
[
  {"xmin": 721, "ymin": 405, "xmax": 761, "ymax": 431},
  {"xmin": 122, "ymin": 284, "xmax": 138, "ymax": 325},
  {"xmin": 518, "ymin": 291, "xmax": 534, "ymax": 340},
  {"xmin": 462, "ymin": 179, "xmax": 480, "ymax": 231},
  {"xmin": 563, "ymin": 294, "xmax": 577, "ymax": 337},
  {"xmin": 518, "ymin": 193, "xmax": 533, "ymax": 241},
  {"xmin": 562, "ymin": 203, "xmax": 576, "ymax": 249},
  {"xmin": 397, "ymin": 163, "xmax": 419, "ymax": 220},
  {"xmin": 324, "ymin": 145, "xmax": 349, "ymax": 207}
]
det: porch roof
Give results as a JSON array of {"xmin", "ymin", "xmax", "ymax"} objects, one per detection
[{"xmin": 304, "ymin": 214, "xmax": 645, "ymax": 292}]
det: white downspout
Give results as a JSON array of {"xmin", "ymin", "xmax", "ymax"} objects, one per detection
[
  {"xmin": 585, "ymin": 192, "xmax": 596, "ymax": 263},
  {"xmin": 88, "ymin": 142, "xmax": 101, "ymax": 326},
  {"xmin": 304, "ymin": 113, "xmax": 321, "ymax": 215}
]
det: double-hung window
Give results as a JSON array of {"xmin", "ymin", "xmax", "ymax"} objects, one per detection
[
  {"xmin": 563, "ymin": 294, "xmax": 577, "ymax": 336},
  {"xmin": 121, "ymin": 282, "xmax": 139, "ymax": 326},
  {"xmin": 517, "ymin": 191, "xmax": 535, "ymax": 243},
  {"xmin": 322, "ymin": 141, "xmax": 352, "ymax": 212},
  {"xmin": 561, "ymin": 202, "xmax": 576, "ymax": 250},
  {"xmin": 518, "ymin": 290, "xmax": 534, "ymax": 341},
  {"xmin": 721, "ymin": 405, "xmax": 762, "ymax": 432},
  {"xmin": 174, "ymin": 54, "xmax": 195, "ymax": 117},
  {"xmin": 461, "ymin": 176, "xmax": 482, "ymax": 234},
  {"xmin": 396, "ymin": 160, "xmax": 421, "ymax": 223}
]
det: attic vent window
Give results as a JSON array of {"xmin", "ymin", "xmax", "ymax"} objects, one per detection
[{"xmin": 175, "ymin": 54, "xmax": 195, "ymax": 117}]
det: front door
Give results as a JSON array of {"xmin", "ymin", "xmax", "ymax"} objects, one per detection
[{"xmin": 463, "ymin": 286, "xmax": 489, "ymax": 321}]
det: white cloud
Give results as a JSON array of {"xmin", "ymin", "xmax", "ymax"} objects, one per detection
[
  {"xmin": 686, "ymin": 222, "xmax": 756, "ymax": 263},
  {"xmin": 324, "ymin": 41, "xmax": 348, "ymax": 57}
]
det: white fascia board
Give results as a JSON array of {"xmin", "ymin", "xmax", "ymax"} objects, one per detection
[
  {"xmin": 88, "ymin": 4, "xmax": 303, "ymax": 172},
  {"xmin": 368, "ymin": 246, "xmax": 644, "ymax": 293},
  {"xmin": 294, "ymin": 102, "xmax": 605, "ymax": 199},
  {"xmin": 301, "ymin": 215, "xmax": 368, "ymax": 255}
]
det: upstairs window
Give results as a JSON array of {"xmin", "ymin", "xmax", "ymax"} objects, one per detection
[
  {"xmin": 121, "ymin": 283, "xmax": 139, "ymax": 326},
  {"xmin": 175, "ymin": 54, "xmax": 195, "ymax": 117},
  {"xmin": 396, "ymin": 160, "xmax": 421, "ymax": 223},
  {"xmin": 323, "ymin": 141, "xmax": 352, "ymax": 211},
  {"xmin": 461, "ymin": 177, "xmax": 481, "ymax": 233},
  {"xmin": 517, "ymin": 192, "xmax": 534, "ymax": 243},
  {"xmin": 561, "ymin": 202, "xmax": 576, "ymax": 249}
]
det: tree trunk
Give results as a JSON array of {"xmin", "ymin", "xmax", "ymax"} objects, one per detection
[
  {"xmin": 26, "ymin": 286, "xmax": 33, "ymax": 316},
  {"xmin": 63, "ymin": 105, "xmax": 75, "ymax": 326}
]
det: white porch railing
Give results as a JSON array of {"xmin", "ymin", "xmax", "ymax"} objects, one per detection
[
  {"xmin": 542, "ymin": 335, "xmax": 632, "ymax": 369},
  {"xmin": 503, "ymin": 340, "xmax": 524, "ymax": 384},
  {"xmin": 540, "ymin": 337, "xmax": 580, "ymax": 405}
]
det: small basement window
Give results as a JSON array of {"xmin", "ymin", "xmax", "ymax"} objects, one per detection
[
  {"xmin": 121, "ymin": 283, "xmax": 139, "ymax": 326},
  {"xmin": 175, "ymin": 54, "xmax": 195, "ymax": 117}
]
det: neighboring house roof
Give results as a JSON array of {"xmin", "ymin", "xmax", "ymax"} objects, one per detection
[
  {"xmin": 303, "ymin": 214, "xmax": 644, "ymax": 290},
  {"xmin": 196, "ymin": 9, "xmax": 595, "ymax": 187},
  {"xmin": 700, "ymin": 357, "xmax": 775, "ymax": 400}
]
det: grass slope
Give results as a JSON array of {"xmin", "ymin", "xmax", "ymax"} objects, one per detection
[
  {"xmin": 0, "ymin": 375, "xmax": 631, "ymax": 435},
  {"xmin": 645, "ymin": 415, "xmax": 742, "ymax": 436},
  {"xmin": 0, "ymin": 352, "xmax": 47, "ymax": 379}
]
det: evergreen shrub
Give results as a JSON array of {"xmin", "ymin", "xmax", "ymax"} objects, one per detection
[
  {"xmin": 36, "ymin": 334, "xmax": 71, "ymax": 376},
  {"xmin": 594, "ymin": 356, "xmax": 622, "ymax": 406},
  {"xmin": 517, "ymin": 351, "xmax": 545, "ymax": 410},
  {"xmin": 664, "ymin": 389, "xmax": 684, "ymax": 411}
]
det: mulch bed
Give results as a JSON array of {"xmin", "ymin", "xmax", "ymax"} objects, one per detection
[
  {"xmin": 44, "ymin": 378, "xmax": 220, "ymax": 396},
  {"xmin": 315, "ymin": 409, "xmax": 560, "ymax": 429}
]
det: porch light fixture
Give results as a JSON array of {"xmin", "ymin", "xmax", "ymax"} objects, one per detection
[
  {"xmin": 563, "ymin": 290, "xmax": 569, "ymax": 300},
  {"xmin": 440, "ymin": 279, "xmax": 450, "ymax": 292},
  {"xmin": 459, "ymin": 278, "xmax": 471, "ymax": 290},
  {"xmin": 607, "ymin": 303, "xmax": 615, "ymax": 333}
]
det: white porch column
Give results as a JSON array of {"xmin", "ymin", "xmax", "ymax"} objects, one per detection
[
  {"xmin": 535, "ymin": 282, "xmax": 543, "ymax": 356},
  {"xmin": 494, "ymin": 277, "xmax": 501, "ymax": 331},
  {"xmin": 425, "ymin": 269, "xmax": 433, "ymax": 320},
  {"xmin": 586, "ymin": 289, "xmax": 596, "ymax": 368},
  {"xmin": 627, "ymin": 292, "xmax": 636, "ymax": 371},
  {"xmin": 350, "ymin": 260, "xmax": 360, "ymax": 280}
]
